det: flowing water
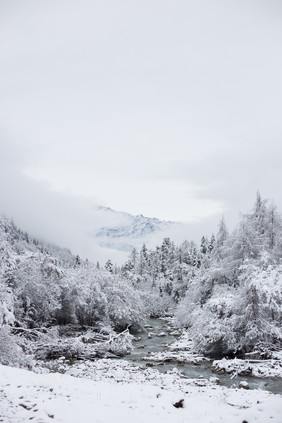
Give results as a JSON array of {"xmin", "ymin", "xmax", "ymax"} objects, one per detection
[{"xmin": 125, "ymin": 318, "xmax": 282, "ymax": 395}]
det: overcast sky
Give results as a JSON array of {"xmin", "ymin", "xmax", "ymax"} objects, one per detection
[{"xmin": 1, "ymin": 0, "xmax": 282, "ymax": 255}]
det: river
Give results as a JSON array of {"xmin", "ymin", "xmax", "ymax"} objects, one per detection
[{"xmin": 125, "ymin": 318, "xmax": 282, "ymax": 395}]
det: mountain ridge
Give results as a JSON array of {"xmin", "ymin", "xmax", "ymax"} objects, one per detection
[{"xmin": 94, "ymin": 208, "xmax": 181, "ymax": 251}]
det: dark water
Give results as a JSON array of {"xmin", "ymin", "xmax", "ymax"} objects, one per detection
[{"xmin": 125, "ymin": 318, "xmax": 282, "ymax": 395}]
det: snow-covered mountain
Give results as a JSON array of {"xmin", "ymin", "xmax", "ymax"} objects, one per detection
[{"xmin": 93, "ymin": 207, "xmax": 181, "ymax": 252}]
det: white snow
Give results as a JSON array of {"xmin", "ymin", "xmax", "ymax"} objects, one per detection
[
  {"xmin": 213, "ymin": 357, "xmax": 282, "ymax": 379},
  {"xmin": 1, "ymin": 363, "xmax": 282, "ymax": 423}
]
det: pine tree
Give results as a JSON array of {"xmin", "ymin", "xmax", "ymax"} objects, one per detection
[
  {"xmin": 200, "ymin": 236, "xmax": 208, "ymax": 255},
  {"xmin": 75, "ymin": 255, "xmax": 81, "ymax": 267},
  {"xmin": 208, "ymin": 234, "xmax": 216, "ymax": 254},
  {"xmin": 139, "ymin": 244, "xmax": 149, "ymax": 275},
  {"xmin": 105, "ymin": 259, "xmax": 113, "ymax": 273},
  {"xmin": 214, "ymin": 217, "xmax": 229, "ymax": 260}
]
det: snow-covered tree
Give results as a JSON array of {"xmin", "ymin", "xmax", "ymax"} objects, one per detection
[{"xmin": 14, "ymin": 253, "xmax": 63, "ymax": 326}]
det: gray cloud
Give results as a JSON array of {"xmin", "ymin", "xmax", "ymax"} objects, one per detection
[{"xmin": 0, "ymin": 0, "xmax": 282, "ymax": 250}]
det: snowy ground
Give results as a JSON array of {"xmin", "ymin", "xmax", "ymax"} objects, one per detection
[{"xmin": 1, "ymin": 363, "xmax": 282, "ymax": 423}]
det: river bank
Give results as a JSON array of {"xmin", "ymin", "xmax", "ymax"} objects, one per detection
[{"xmin": 125, "ymin": 317, "xmax": 282, "ymax": 394}]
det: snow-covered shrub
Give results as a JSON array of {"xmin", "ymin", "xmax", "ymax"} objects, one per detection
[
  {"xmin": 60, "ymin": 265, "xmax": 109, "ymax": 327},
  {"xmin": 0, "ymin": 274, "xmax": 28, "ymax": 366},
  {"xmin": 141, "ymin": 290, "xmax": 172, "ymax": 317},
  {"xmin": 105, "ymin": 329, "xmax": 133, "ymax": 356},
  {"xmin": 176, "ymin": 279, "xmax": 238, "ymax": 357},
  {"xmin": 14, "ymin": 253, "xmax": 63, "ymax": 326},
  {"xmin": 0, "ymin": 282, "xmax": 15, "ymax": 326},
  {"xmin": 0, "ymin": 325, "xmax": 28, "ymax": 366},
  {"xmin": 176, "ymin": 258, "xmax": 282, "ymax": 358},
  {"xmin": 0, "ymin": 283, "xmax": 28, "ymax": 366},
  {"xmin": 234, "ymin": 260, "xmax": 282, "ymax": 353},
  {"xmin": 58, "ymin": 265, "xmax": 146, "ymax": 332},
  {"xmin": 104, "ymin": 274, "xmax": 146, "ymax": 332}
]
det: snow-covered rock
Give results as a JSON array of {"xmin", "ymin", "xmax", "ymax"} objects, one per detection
[{"xmin": 212, "ymin": 357, "xmax": 282, "ymax": 379}]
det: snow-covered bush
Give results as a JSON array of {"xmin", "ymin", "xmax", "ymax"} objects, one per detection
[
  {"xmin": 0, "ymin": 281, "xmax": 27, "ymax": 367},
  {"xmin": 0, "ymin": 283, "xmax": 15, "ymax": 326},
  {"xmin": 234, "ymin": 260, "xmax": 282, "ymax": 353},
  {"xmin": 176, "ymin": 259, "xmax": 282, "ymax": 358},
  {"xmin": 0, "ymin": 325, "xmax": 26, "ymax": 366},
  {"xmin": 105, "ymin": 329, "xmax": 133, "ymax": 356},
  {"xmin": 141, "ymin": 290, "xmax": 172, "ymax": 317},
  {"xmin": 58, "ymin": 265, "xmax": 146, "ymax": 332},
  {"xmin": 14, "ymin": 253, "xmax": 63, "ymax": 326},
  {"xmin": 59, "ymin": 265, "xmax": 109, "ymax": 327},
  {"xmin": 103, "ymin": 273, "xmax": 146, "ymax": 332},
  {"xmin": 176, "ymin": 278, "xmax": 238, "ymax": 358}
]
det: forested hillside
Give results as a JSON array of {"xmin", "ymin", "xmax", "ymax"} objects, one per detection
[
  {"xmin": 1, "ymin": 193, "xmax": 282, "ymax": 366},
  {"xmin": 0, "ymin": 216, "xmax": 145, "ymax": 366}
]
